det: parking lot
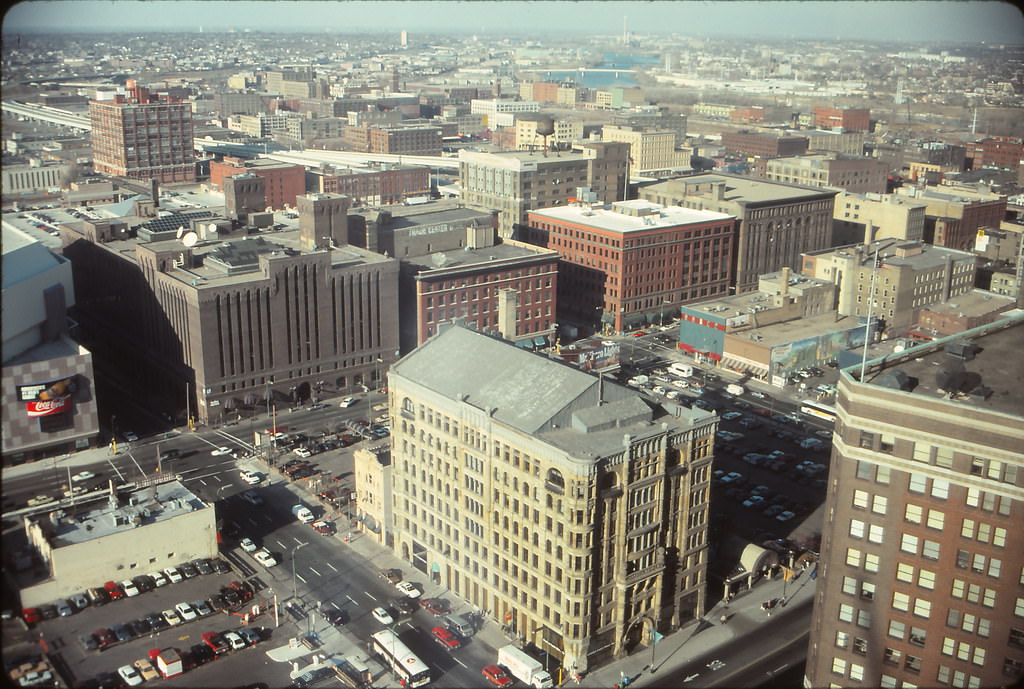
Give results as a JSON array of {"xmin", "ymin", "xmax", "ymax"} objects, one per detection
[{"xmin": 20, "ymin": 559, "xmax": 280, "ymax": 688}]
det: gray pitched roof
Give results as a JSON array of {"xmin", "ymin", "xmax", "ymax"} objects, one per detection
[{"xmin": 392, "ymin": 325, "xmax": 636, "ymax": 435}]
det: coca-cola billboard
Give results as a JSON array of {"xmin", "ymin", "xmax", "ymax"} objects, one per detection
[
  {"xmin": 17, "ymin": 375, "xmax": 77, "ymax": 403},
  {"xmin": 26, "ymin": 396, "xmax": 70, "ymax": 417}
]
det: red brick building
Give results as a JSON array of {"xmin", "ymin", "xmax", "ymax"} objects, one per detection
[
  {"xmin": 306, "ymin": 164, "xmax": 430, "ymax": 205},
  {"xmin": 730, "ymin": 106, "xmax": 766, "ymax": 124},
  {"xmin": 368, "ymin": 125, "xmax": 443, "ymax": 156},
  {"xmin": 811, "ymin": 106, "xmax": 870, "ymax": 132},
  {"xmin": 89, "ymin": 79, "xmax": 195, "ymax": 183},
  {"xmin": 525, "ymin": 200, "xmax": 736, "ymax": 332},
  {"xmin": 978, "ymin": 136, "xmax": 1024, "ymax": 170},
  {"xmin": 721, "ymin": 131, "xmax": 809, "ymax": 159},
  {"xmin": 209, "ymin": 157, "xmax": 305, "ymax": 210}
]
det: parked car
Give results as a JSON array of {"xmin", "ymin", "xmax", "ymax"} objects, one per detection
[
  {"xmin": 322, "ymin": 606, "xmax": 346, "ymax": 626},
  {"xmin": 111, "ymin": 623, "xmax": 135, "ymax": 642},
  {"xmin": 175, "ymin": 601, "xmax": 198, "ymax": 621},
  {"xmin": 240, "ymin": 470, "xmax": 262, "ymax": 484},
  {"xmin": 133, "ymin": 659, "xmax": 160, "ymax": 682},
  {"xmin": 148, "ymin": 571, "xmax": 169, "ymax": 587},
  {"xmin": 419, "ymin": 598, "xmax": 450, "ymax": 616},
  {"xmin": 103, "ymin": 581, "xmax": 124, "ymax": 600},
  {"xmin": 145, "ymin": 613, "xmax": 169, "ymax": 631},
  {"xmin": 163, "ymin": 567, "xmax": 183, "ymax": 583},
  {"xmin": 223, "ymin": 630, "xmax": 246, "ymax": 650},
  {"xmin": 177, "ymin": 562, "xmax": 198, "ymax": 578},
  {"xmin": 238, "ymin": 628, "xmax": 261, "ymax": 646},
  {"xmin": 120, "ymin": 580, "xmax": 140, "ymax": 597},
  {"xmin": 395, "ymin": 581, "xmax": 421, "ymax": 598},
  {"xmin": 78, "ymin": 634, "xmax": 99, "ymax": 652},
  {"xmin": 94, "ymin": 627, "xmax": 116, "ymax": 649},
  {"xmin": 55, "ymin": 599, "xmax": 75, "ymax": 617},
  {"xmin": 254, "ymin": 548, "xmax": 278, "ymax": 567},
  {"xmin": 192, "ymin": 558, "xmax": 214, "ymax": 575},
  {"xmin": 69, "ymin": 592, "xmax": 90, "ymax": 610},
  {"xmin": 192, "ymin": 600, "xmax": 213, "ymax": 617},
  {"xmin": 117, "ymin": 666, "xmax": 144, "ymax": 687},
  {"xmin": 202, "ymin": 631, "xmax": 230, "ymax": 655}
]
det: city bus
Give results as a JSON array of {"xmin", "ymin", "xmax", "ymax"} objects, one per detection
[
  {"xmin": 800, "ymin": 401, "xmax": 837, "ymax": 423},
  {"xmin": 370, "ymin": 630, "xmax": 431, "ymax": 687}
]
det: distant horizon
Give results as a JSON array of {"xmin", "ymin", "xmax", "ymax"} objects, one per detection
[{"xmin": 3, "ymin": 1, "xmax": 1023, "ymax": 45}]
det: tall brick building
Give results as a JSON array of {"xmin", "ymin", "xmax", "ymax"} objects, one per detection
[
  {"xmin": 89, "ymin": 79, "xmax": 195, "ymax": 183},
  {"xmin": 525, "ymin": 200, "xmax": 735, "ymax": 332},
  {"xmin": 804, "ymin": 316, "xmax": 1024, "ymax": 689}
]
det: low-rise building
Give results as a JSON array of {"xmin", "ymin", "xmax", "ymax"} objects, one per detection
[
  {"xmin": 764, "ymin": 153, "xmax": 888, "ymax": 194},
  {"xmin": 209, "ymin": 156, "xmax": 306, "ymax": 210},
  {"xmin": 514, "ymin": 115, "xmax": 583, "ymax": 152},
  {"xmin": 721, "ymin": 131, "xmax": 809, "ymax": 159},
  {"xmin": 894, "ymin": 183, "xmax": 1007, "ymax": 252},
  {"xmin": 601, "ymin": 125, "xmax": 691, "ymax": 175},
  {"xmin": 810, "ymin": 106, "xmax": 870, "ymax": 132},
  {"xmin": 832, "ymin": 191, "xmax": 927, "ymax": 245},
  {"xmin": 801, "ymin": 239, "xmax": 977, "ymax": 334},
  {"xmin": 306, "ymin": 163, "xmax": 430, "ymax": 206},
  {"xmin": 18, "ymin": 479, "xmax": 216, "ymax": 606},
  {"xmin": 353, "ymin": 445, "xmax": 392, "ymax": 546},
  {"xmin": 915, "ymin": 288, "xmax": 1017, "ymax": 337}
]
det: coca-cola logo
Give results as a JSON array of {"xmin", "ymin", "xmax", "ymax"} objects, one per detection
[{"xmin": 26, "ymin": 396, "xmax": 70, "ymax": 417}]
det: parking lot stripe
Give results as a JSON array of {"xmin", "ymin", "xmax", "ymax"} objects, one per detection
[
  {"xmin": 296, "ymin": 574, "xmax": 306, "ymax": 583},
  {"xmin": 326, "ymin": 562, "xmax": 337, "ymax": 572},
  {"xmin": 309, "ymin": 567, "xmax": 321, "ymax": 576},
  {"xmin": 365, "ymin": 592, "xmax": 377, "ymax": 601},
  {"xmin": 454, "ymin": 658, "xmax": 468, "ymax": 669},
  {"xmin": 346, "ymin": 595, "xmax": 357, "ymax": 605}
]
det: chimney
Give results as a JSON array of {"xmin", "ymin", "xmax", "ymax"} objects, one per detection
[
  {"xmin": 496, "ymin": 288, "xmax": 519, "ymax": 341},
  {"xmin": 713, "ymin": 182, "xmax": 726, "ymax": 201},
  {"xmin": 780, "ymin": 266, "xmax": 791, "ymax": 296},
  {"xmin": 151, "ymin": 178, "xmax": 159, "ymax": 208}
]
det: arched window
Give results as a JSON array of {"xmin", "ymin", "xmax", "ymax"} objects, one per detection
[{"xmin": 546, "ymin": 468, "xmax": 565, "ymax": 494}]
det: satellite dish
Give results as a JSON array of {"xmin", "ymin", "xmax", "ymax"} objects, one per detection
[
  {"xmin": 175, "ymin": 226, "xmax": 185, "ymax": 239},
  {"xmin": 182, "ymin": 231, "xmax": 198, "ymax": 247},
  {"xmin": 431, "ymin": 252, "xmax": 448, "ymax": 268},
  {"xmin": 265, "ymin": 206, "xmax": 273, "ymax": 213}
]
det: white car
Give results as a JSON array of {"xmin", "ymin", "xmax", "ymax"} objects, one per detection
[
  {"xmin": 71, "ymin": 471, "xmax": 96, "ymax": 482},
  {"xmin": 174, "ymin": 601, "xmax": 197, "ymax": 621},
  {"xmin": 240, "ymin": 537, "xmax": 258, "ymax": 553},
  {"xmin": 372, "ymin": 607, "xmax": 394, "ymax": 625},
  {"xmin": 240, "ymin": 470, "xmax": 263, "ymax": 484},
  {"xmin": 211, "ymin": 446, "xmax": 232, "ymax": 456},
  {"xmin": 293, "ymin": 447, "xmax": 312, "ymax": 458},
  {"xmin": 148, "ymin": 571, "xmax": 169, "ymax": 587},
  {"xmin": 120, "ymin": 580, "xmax": 140, "ymax": 597},
  {"xmin": 395, "ymin": 581, "xmax": 421, "ymax": 598},
  {"xmin": 117, "ymin": 664, "xmax": 143, "ymax": 687},
  {"xmin": 339, "ymin": 397, "xmax": 357, "ymax": 408},
  {"xmin": 254, "ymin": 548, "xmax": 278, "ymax": 567},
  {"xmin": 223, "ymin": 630, "xmax": 246, "ymax": 650},
  {"xmin": 164, "ymin": 567, "xmax": 183, "ymax": 584}
]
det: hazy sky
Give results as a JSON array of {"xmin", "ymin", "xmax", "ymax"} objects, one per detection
[{"xmin": 3, "ymin": 1, "xmax": 1023, "ymax": 44}]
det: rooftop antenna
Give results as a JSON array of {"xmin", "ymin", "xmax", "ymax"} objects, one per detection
[{"xmin": 858, "ymin": 245, "xmax": 880, "ymax": 383}]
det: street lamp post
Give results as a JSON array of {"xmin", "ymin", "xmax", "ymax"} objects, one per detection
[{"xmin": 291, "ymin": 542, "xmax": 309, "ymax": 603}]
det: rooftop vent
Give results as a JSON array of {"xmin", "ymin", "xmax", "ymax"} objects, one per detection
[{"xmin": 944, "ymin": 339, "xmax": 979, "ymax": 361}]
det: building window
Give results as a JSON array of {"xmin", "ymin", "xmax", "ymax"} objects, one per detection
[
  {"xmin": 897, "ymin": 562, "xmax": 914, "ymax": 582},
  {"xmin": 918, "ymin": 569, "xmax": 936, "ymax": 590},
  {"xmin": 927, "ymin": 509, "xmax": 945, "ymax": 529},
  {"xmin": 884, "ymin": 647, "xmax": 902, "ymax": 665},
  {"xmin": 894, "ymin": 591, "xmax": 911, "ymax": 612},
  {"xmin": 901, "ymin": 533, "xmax": 919, "ymax": 554},
  {"xmin": 914, "ymin": 598, "xmax": 932, "ymax": 618}
]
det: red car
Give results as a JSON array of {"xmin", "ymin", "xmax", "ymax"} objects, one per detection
[
  {"xmin": 482, "ymin": 665, "xmax": 512, "ymax": 687},
  {"xmin": 21, "ymin": 608, "xmax": 42, "ymax": 626},
  {"xmin": 632, "ymin": 330, "xmax": 647, "ymax": 337},
  {"xmin": 431, "ymin": 626, "xmax": 461, "ymax": 650},
  {"xmin": 94, "ymin": 627, "xmax": 117, "ymax": 649},
  {"xmin": 103, "ymin": 581, "xmax": 124, "ymax": 600},
  {"xmin": 201, "ymin": 631, "xmax": 229, "ymax": 655},
  {"xmin": 419, "ymin": 598, "xmax": 450, "ymax": 616}
]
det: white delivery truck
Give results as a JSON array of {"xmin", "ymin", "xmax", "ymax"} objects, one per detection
[
  {"xmin": 292, "ymin": 504, "xmax": 315, "ymax": 523},
  {"xmin": 669, "ymin": 362, "xmax": 693, "ymax": 378},
  {"xmin": 497, "ymin": 645, "xmax": 553, "ymax": 689},
  {"xmin": 726, "ymin": 383, "xmax": 745, "ymax": 396}
]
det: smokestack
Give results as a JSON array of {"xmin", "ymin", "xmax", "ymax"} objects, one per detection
[
  {"xmin": 781, "ymin": 266, "xmax": 790, "ymax": 296},
  {"xmin": 151, "ymin": 178, "xmax": 159, "ymax": 208}
]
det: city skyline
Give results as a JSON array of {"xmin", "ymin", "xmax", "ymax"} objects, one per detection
[{"xmin": 3, "ymin": 0, "xmax": 1024, "ymax": 44}]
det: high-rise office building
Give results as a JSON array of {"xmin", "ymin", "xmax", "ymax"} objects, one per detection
[
  {"xmin": 387, "ymin": 325, "xmax": 718, "ymax": 673},
  {"xmin": 88, "ymin": 79, "xmax": 195, "ymax": 183},
  {"xmin": 804, "ymin": 315, "xmax": 1024, "ymax": 689}
]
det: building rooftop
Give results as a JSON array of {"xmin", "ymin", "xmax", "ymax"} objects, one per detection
[
  {"xmin": 529, "ymin": 200, "xmax": 733, "ymax": 233},
  {"xmin": 733, "ymin": 312, "xmax": 864, "ymax": 347},
  {"xmin": 805, "ymin": 238, "xmax": 974, "ymax": 270},
  {"xmin": 458, "ymin": 148, "xmax": 593, "ymax": 170},
  {"xmin": 644, "ymin": 173, "xmax": 837, "ymax": 204},
  {"xmin": 851, "ymin": 314, "xmax": 1024, "ymax": 417},
  {"xmin": 920, "ymin": 288, "xmax": 1016, "ymax": 317},
  {"xmin": 683, "ymin": 273, "xmax": 833, "ymax": 320},
  {"xmin": 391, "ymin": 325, "xmax": 713, "ymax": 462},
  {"xmin": 407, "ymin": 241, "xmax": 556, "ymax": 276},
  {"xmin": 44, "ymin": 480, "xmax": 207, "ymax": 547}
]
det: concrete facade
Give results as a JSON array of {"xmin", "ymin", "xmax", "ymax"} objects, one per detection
[
  {"xmin": 601, "ymin": 126, "xmax": 691, "ymax": 175},
  {"xmin": 19, "ymin": 479, "xmax": 217, "ymax": 606},
  {"xmin": 801, "ymin": 239, "xmax": 977, "ymax": 334},
  {"xmin": 764, "ymin": 154, "xmax": 888, "ymax": 194},
  {"xmin": 387, "ymin": 325, "xmax": 717, "ymax": 673},
  {"xmin": 59, "ymin": 212, "xmax": 400, "ymax": 425},
  {"xmin": 458, "ymin": 142, "xmax": 630, "ymax": 239},
  {"xmin": 832, "ymin": 191, "xmax": 927, "ymax": 246},
  {"xmin": 639, "ymin": 173, "xmax": 837, "ymax": 293}
]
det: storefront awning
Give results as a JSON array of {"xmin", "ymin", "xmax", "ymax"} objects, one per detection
[{"xmin": 533, "ymin": 336, "xmax": 547, "ymax": 347}]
